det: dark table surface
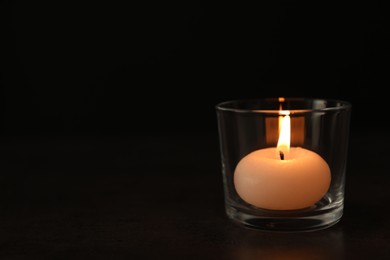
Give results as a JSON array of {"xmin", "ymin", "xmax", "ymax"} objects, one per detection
[{"xmin": 0, "ymin": 129, "xmax": 389, "ymax": 259}]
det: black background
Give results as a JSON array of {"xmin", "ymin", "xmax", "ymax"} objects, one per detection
[
  {"xmin": 2, "ymin": 1, "xmax": 389, "ymax": 135},
  {"xmin": 2, "ymin": 2, "xmax": 390, "ymax": 258}
]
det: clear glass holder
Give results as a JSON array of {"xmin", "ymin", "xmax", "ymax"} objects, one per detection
[{"xmin": 216, "ymin": 98, "xmax": 351, "ymax": 232}]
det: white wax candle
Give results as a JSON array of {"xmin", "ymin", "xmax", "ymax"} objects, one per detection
[
  {"xmin": 234, "ymin": 112, "xmax": 331, "ymax": 211},
  {"xmin": 234, "ymin": 147, "xmax": 331, "ymax": 211}
]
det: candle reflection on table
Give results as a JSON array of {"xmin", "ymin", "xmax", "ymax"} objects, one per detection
[{"xmin": 226, "ymin": 227, "xmax": 345, "ymax": 260}]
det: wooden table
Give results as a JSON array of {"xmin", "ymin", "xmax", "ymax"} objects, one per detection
[{"xmin": 0, "ymin": 130, "xmax": 389, "ymax": 259}]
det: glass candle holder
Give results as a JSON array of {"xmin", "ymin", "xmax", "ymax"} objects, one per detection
[{"xmin": 216, "ymin": 98, "xmax": 352, "ymax": 232}]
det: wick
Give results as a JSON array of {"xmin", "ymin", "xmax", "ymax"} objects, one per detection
[{"xmin": 279, "ymin": 151, "xmax": 284, "ymax": 160}]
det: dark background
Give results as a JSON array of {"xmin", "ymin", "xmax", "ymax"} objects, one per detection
[
  {"xmin": 2, "ymin": 1, "xmax": 389, "ymax": 136},
  {"xmin": 1, "ymin": 2, "xmax": 390, "ymax": 259}
]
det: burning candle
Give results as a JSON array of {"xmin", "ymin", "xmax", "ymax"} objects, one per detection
[{"xmin": 233, "ymin": 111, "xmax": 331, "ymax": 210}]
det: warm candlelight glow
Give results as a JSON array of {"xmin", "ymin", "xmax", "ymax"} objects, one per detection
[
  {"xmin": 277, "ymin": 111, "xmax": 290, "ymax": 159},
  {"xmin": 233, "ymin": 107, "xmax": 332, "ymax": 210}
]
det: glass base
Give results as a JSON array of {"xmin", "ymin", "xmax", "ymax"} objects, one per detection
[{"xmin": 226, "ymin": 203, "xmax": 343, "ymax": 232}]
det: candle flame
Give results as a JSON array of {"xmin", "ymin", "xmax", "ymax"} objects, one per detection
[{"xmin": 277, "ymin": 111, "xmax": 290, "ymax": 159}]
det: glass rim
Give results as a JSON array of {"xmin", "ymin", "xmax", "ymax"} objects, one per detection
[{"xmin": 215, "ymin": 97, "xmax": 352, "ymax": 114}]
